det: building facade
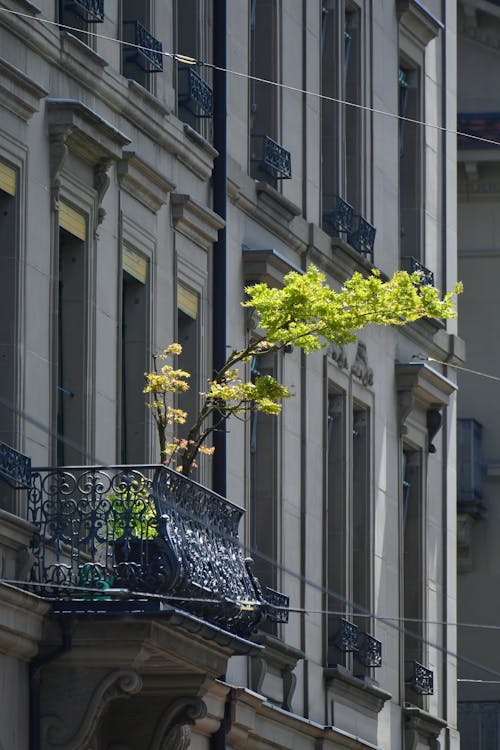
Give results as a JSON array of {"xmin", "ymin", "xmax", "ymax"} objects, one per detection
[
  {"xmin": 456, "ymin": 0, "xmax": 500, "ymax": 746},
  {"xmin": 0, "ymin": 1, "xmax": 461, "ymax": 748}
]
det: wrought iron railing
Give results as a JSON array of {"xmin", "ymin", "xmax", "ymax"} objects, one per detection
[
  {"xmin": 347, "ymin": 215, "xmax": 376, "ymax": 261},
  {"xmin": 124, "ymin": 21, "xmax": 163, "ymax": 73},
  {"xmin": 322, "ymin": 195, "xmax": 354, "ymax": 237},
  {"xmin": 357, "ymin": 631, "xmax": 382, "ymax": 667},
  {"xmin": 0, "ymin": 453, "xmax": 289, "ymax": 636},
  {"xmin": 332, "ymin": 618, "xmax": 382, "ymax": 667},
  {"xmin": 178, "ymin": 67, "xmax": 214, "ymax": 118},
  {"xmin": 406, "ymin": 660, "xmax": 434, "ymax": 695},
  {"xmin": 400, "ymin": 256, "xmax": 434, "ymax": 287},
  {"xmin": 65, "ymin": 0, "xmax": 104, "ymax": 23},
  {"xmin": 250, "ymin": 134, "xmax": 292, "ymax": 181}
]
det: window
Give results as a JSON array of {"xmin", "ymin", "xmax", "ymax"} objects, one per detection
[
  {"xmin": 56, "ymin": 203, "xmax": 88, "ymax": 466},
  {"xmin": 399, "ymin": 64, "xmax": 422, "ymax": 261},
  {"xmin": 120, "ymin": 246, "xmax": 149, "ymax": 464},
  {"xmin": 321, "ymin": 1, "xmax": 363, "ymax": 234},
  {"xmin": 177, "ymin": 284, "xmax": 200, "ymax": 450},
  {"xmin": 175, "ymin": 0, "xmax": 213, "ymax": 135},
  {"xmin": 325, "ymin": 375, "xmax": 374, "ymax": 671},
  {"xmin": 58, "ymin": 0, "xmax": 104, "ymax": 46},
  {"xmin": 402, "ymin": 446, "xmax": 425, "ymax": 703},
  {"xmin": 122, "ymin": 0, "xmax": 163, "ymax": 92},
  {"xmin": 326, "ymin": 387, "xmax": 348, "ymax": 666},
  {"xmin": 0, "ymin": 162, "xmax": 18, "ymax": 452},
  {"xmin": 250, "ymin": 351, "xmax": 279, "ymax": 597}
]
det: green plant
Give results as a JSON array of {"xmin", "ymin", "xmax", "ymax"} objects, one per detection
[
  {"xmin": 107, "ymin": 480, "xmax": 157, "ymax": 540},
  {"xmin": 144, "ymin": 264, "xmax": 461, "ymax": 476}
]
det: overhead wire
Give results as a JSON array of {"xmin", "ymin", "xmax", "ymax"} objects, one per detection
[
  {"xmin": 0, "ymin": 6, "xmax": 499, "ymax": 150},
  {"xmin": 0, "ymin": 3, "xmax": 498, "ymax": 685}
]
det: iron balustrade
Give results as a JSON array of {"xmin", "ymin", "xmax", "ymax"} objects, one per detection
[
  {"xmin": 0, "ymin": 442, "xmax": 31, "ymax": 489},
  {"xmin": 333, "ymin": 618, "xmax": 360, "ymax": 653},
  {"xmin": 322, "ymin": 195, "xmax": 355, "ymax": 237},
  {"xmin": 347, "ymin": 215, "xmax": 376, "ymax": 261},
  {"xmin": 124, "ymin": 21, "xmax": 163, "ymax": 73},
  {"xmin": 357, "ymin": 632, "xmax": 382, "ymax": 667},
  {"xmin": 400, "ymin": 256, "xmax": 434, "ymax": 287},
  {"xmin": 250, "ymin": 134, "xmax": 292, "ymax": 181},
  {"xmin": 7, "ymin": 460, "xmax": 290, "ymax": 636},
  {"xmin": 178, "ymin": 67, "xmax": 214, "ymax": 118},
  {"xmin": 64, "ymin": 0, "xmax": 104, "ymax": 22},
  {"xmin": 406, "ymin": 660, "xmax": 434, "ymax": 695}
]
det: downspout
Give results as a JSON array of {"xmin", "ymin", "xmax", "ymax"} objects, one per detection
[
  {"xmin": 212, "ymin": 0, "xmax": 228, "ymax": 497},
  {"xmin": 210, "ymin": 690, "xmax": 231, "ymax": 750},
  {"xmin": 30, "ymin": 616, "xmax": 73, "ymax": 750}
]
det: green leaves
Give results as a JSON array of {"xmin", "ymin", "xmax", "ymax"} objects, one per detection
[{"xmin": 244, "ymin": 265, "xmax": 462, "ymax": 353}]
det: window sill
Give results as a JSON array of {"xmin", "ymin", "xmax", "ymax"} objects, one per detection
[
  {"xmin": 324, "ymin": 665, "xmax": 392, "ymax": 715},
  {"xmin": 403, "ymin": 705, "xmax": 448, "ymax": 743},
  {"xmin": 255, "ymin": 181, "xmax": 301, "ymax": 224},
  {"xmin": 183, "ymin": 123, "xmax": 218, "ymax": 160},
  {"xmin": 251, "ymin": 631, "xmax": 305, "ymax": 711}
]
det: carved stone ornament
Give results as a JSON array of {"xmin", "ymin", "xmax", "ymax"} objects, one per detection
[
  {"xmin": 41, "ymin": 669, "xmax": 142, "ymax": 750},
  {"xmin": 327, "ymin": 342, "xmax": 348, "ymax": 370},
  {"xmin": 351, "ymin": 341, "xmax": 373, "ymax": 386},
  {"xmin": 94, "ymin": 158, "xmax": 112, "ymax": 227},
  {"xmin": 150, "ymin": 696, "xmax": 207, "ymax": 750},
  {"xmin": 49, "ymin": 126, "xmax": 70, "ymax": 211}
]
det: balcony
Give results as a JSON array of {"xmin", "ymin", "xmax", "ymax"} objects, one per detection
[
  {"xmin": 178, "ymin": 67, "xmax": 214, "ymax": 119},
  {"xmin": 124, "ymin": 21, "xmax": 163, "ymax": 73},
  {"xmin": 322, "ymin": 195, "xmax": 355, "ymax": 238},
  {"xmin": 332, "ymin": 618, "xmax": 382, "ymax": 667},
  {"xmin": 406, "ymin": 661, "xmax": 434, "ymax": 695},
  {"xmin": 347, "ymin": 215, "xmax": 376, "ymax": 261},
  {"xmin": 0, "ymin": 443, "xmax": 288, "ymax": 637},
  {"xmin": 64, "ymin": 0, "xmax": 104, "ymax": 22},
  {"xmin": 401, "ymin": 256, "xmax": 434, "ymax": 286},
  {"xmin": 250, "ymin": 134, "xmax": 292, "ymax": 182}
]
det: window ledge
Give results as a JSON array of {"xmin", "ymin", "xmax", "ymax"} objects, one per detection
[
  {"xmin": 1, "ymin": 0, "xmax": 41, "ymax": 15},
  {"xmin": 251, "ymin": 632, "xmax": 305, "ymax": 711},
  {"xmin": 183, "ymin": 123, "xmax": 218, "ymax": 160},
  {"xmin": 171, "ymin": 193, "xmax": 225, "ymax": 250},
  {"xmin": 403, "ymin": 705, "xmax": 448, "ymax": 742},
  {"xmin": 324, "ymin": 665, "xmax": 392, "ymax": 715},
  {"xmin": 118, "ymin": 151, "xmax": 176, "ymax": 212},
  {"xmin": 60, "ymin": 30, "xmax": 108, "ymax": 70},
  {"xmin": 242, "ymin": 247, "xmax": 302, "ymax": 288},
  {"xmin": 255, "ymin": 181, "xmax": 301, "ymax": 224},
  {"xmin": 0, "ymin": 57, "xmax": 48, "ymax": 121},
  {"xmin": 397, "ymin": 0, "xmax": 444, "ymax": 46},
  {"xmin": 127, "ymin": 79, "xmax": 170, "ymax": 118}
]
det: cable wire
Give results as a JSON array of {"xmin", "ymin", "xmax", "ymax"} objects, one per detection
[{"xmin": 0, "ymin": 6, "xmax": 499, "ymax": 150}]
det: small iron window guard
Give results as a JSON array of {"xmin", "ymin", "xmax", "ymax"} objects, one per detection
[
  {"xmin": 64, "ymin": 0, "xmax": 104, "ymax": 23},
  {"xmin": 178, "ymin": 67, "xmax": 214, "ymax": 118},
  {"xmin": 347, "ymin": 215, "xmax": 376, "ymax": 262},
  {"xmin": 400, "ymin": 256, "xmax": 434, "ymax": 287},
  {"xmin": 406, "ymin": 660, "xmax": 434, "ymax": 695},
  {"xmin": 0, "ymin": 449, "xmax": 290, "ymax": 637},
  {"xmin": 250, "ymin": 134, "xmax": 292, "ymax": 180},
  {"xmin": 124, "ymin": 21, "xmax": 163, "ymax": 73},
  {"xmin": 333, "ymin": 618, "xmax": 360, "ymax": 653},
  {"xmin": 322, "ymin": 195, "xmax": 355, "ymax": 237},
  {"xmin": 356, "ymin": 632, "xmax": 382, "ymax": 668},
  {"xmin": 0, "ymin": 442, "xmax": 31, "ymax": 489}
]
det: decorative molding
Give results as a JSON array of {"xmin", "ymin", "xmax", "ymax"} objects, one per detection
[
  {"xmin": 0, "ymin": 582, "xmax": 48, "ymax": 660},
  {"xmin": 0, "ymin": 58, "xmax": 47, "ymax": 121},
  {"xmin": 351, "ymin": 342, "xmax": 373, "ymax": 386},
  {"xmin": 395, "ymin": 362, "xmax": 456, "ymax": 447},
  {"xmin": 242, "ymin": 247, "xmax": 302, "ymax": 288},
  {"xmin": 150, "ymin": 696, "xmax": 207, "ymax": 750},
  {"xmin": 403, "ymin": 705, "xmax": 447, "ymax": 750},
  {"xmin": 47, "ymin": 99, "xmax": 130, "ymax": 218},
  {"xmin": 255, "ymin": 181, "xmax": 301, "ymax": 224},
  {"xmin": 327, "ymin": 342, "xmax": 348, "ymax": 370},
  {"xmin": 42, "ymin": 669, "xmax": 142, "ymax": 750},
  {"xmin": 117, "ymin": 151, "xmax": 176, "ymax": 212},
  {"xmin": 171, "ymin": 193, "xmax": 225, "ymax": 250},
  {"xmin": 324, "ymin": 665, "xmax": 392, "ymax": 715},
  {"xmin": 397, "ymin": 0, "xmax": 444, "ymax": 46},
  {"xmin": 183, "ymin": 124, "xmax": 219, "ymax": 160},
  {"xmin": 250, "ymin": 632, "xmax": 304, "ymax": 711}
]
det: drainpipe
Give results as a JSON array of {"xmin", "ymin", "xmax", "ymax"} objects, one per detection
[
  {"xmin": 211, "ymin": 690, "xmax": 231, "ymax": 750},
  {"xmin": 212, "ymin": 0, "xmax": 228, "ymax": 497},
  {"xmin": 29, "ymin": 617, "xmax": 73, "ymax": 750}
]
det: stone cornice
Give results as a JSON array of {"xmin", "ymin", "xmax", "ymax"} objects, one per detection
[
  {"xmin": 255, "ymin": 181, "xmax": 302, "ymax": 224},
  {"xmin": 324, "ymin": 666, "xmax": 392, "ymax": 715},
  {"xmin": 0, "ymin": 583, "xmax": 49, "ymax": 660},
  {"xmin": 118, "ymin": 151, "xmax": 176, "ymax": 212},
  {"xmin": 171, "ymin": 193, "xmax": 225, "ymax": 250},
  {"xmin": 403, "ymin": 705, "xmax": 448, "ymax": 741},
  {"xmin": 397, "ymin": 0, "xmax": 444, "ymax": 46},
  {"xmin": 47, "ymin": 99, "xmax": 131, "ymax": 165},
  {"xmin": 242, "ymin": 247, "xmax": 302, "ymax": 288},
  {"xmin": 0, "ymin": 57, "xmax": 48, "ymax": 121}
]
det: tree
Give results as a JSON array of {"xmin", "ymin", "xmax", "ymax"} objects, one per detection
[{"xmin": 144, "ymin": 265, "xmax": 461, "ymax": 475}]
